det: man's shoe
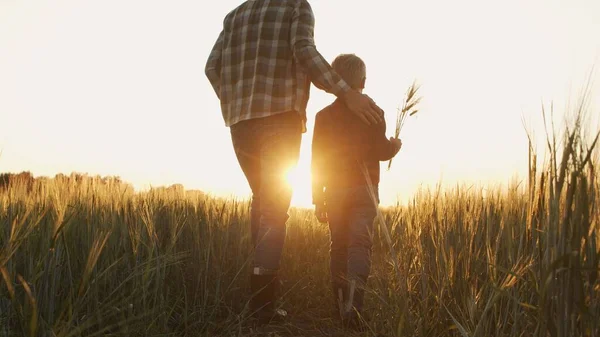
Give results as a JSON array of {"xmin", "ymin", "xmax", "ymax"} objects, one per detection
[
  {"xmin": 249, "ymin": 273, "xmax": 287, "ymax": 325},
  {"xmin": 253, "ymin": 307, "xmax": 287, "ymax": 325}
]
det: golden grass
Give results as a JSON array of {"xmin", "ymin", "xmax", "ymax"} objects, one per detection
[{"xmin": 0, "ymin": 106, "xmax": 599, "ymax": 336}]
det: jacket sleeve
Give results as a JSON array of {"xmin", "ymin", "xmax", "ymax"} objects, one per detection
[
  {"xmin": 290, "ymin": 1, "xmax": 350, "ymax": 98},
  {"xmin": 205, "ymin": 30, "xmax": 224, "ymax": 99},
  {"xmin": 373, "ymin": 119, "xmax": 396, "ymax": 161},
  {"xmin": 311, "ymin": 114, "xmax": 327, "ymax": 205}
]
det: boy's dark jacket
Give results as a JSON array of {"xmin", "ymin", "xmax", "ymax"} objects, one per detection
[{"xmin": 311, "ymin": 99, "xmax": 396, "ymax": 205}]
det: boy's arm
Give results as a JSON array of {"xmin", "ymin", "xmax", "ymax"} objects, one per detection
[
  {"xmin": 311, "ymin": 114, "xmax": 327, "ymax": 206},
  {"xmin": 373, "ymin": 119, "xmax": 399, "ymax": 161},
  {"xmin": 205, "ymin": 30, "xmax": 224, "ymax": 99}
]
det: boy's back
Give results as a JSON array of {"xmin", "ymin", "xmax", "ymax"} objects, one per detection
[{"xmin": 311, "ymin": 99, "xmax": 396, "ymax": 205}]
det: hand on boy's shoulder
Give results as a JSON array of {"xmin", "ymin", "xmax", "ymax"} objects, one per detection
[
  {"xmin": 363, "ymin": 93, "xmax": 385, "ymax": 117},
  {"xmin": 341, "ymin": 91, "xmax": 384, "ymax": 125}
]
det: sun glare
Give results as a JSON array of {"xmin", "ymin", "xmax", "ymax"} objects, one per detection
[{"xmin": 285, "ymin": 166, "xmax": 313, "ymax": 208}]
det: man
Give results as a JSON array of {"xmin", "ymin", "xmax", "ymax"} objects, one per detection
[{"xmin": 205, "ymin": 0, "xmax": 384, "ymax": 324}]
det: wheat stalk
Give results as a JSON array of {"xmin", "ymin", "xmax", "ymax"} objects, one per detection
[
  {"xmin": 360, "ymin": 162, "xmax": 402, "ymax": 282},
  {"xmin": 388, "ymin": 81, "xmax": 422, "ymax": 170}
]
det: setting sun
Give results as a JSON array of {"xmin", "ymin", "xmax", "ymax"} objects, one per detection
[{"xmin": 285, "ymin": 164, "xmax": 313, "ymax": 208}]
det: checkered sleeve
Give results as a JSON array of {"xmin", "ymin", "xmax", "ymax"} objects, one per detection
[
  {"xmin": 290, "ymin": 1, "xmax": 350, "ymax": 97},
  {"xmin": 205, "ymin": 29, "xmax": 224, "ymax": 99}
]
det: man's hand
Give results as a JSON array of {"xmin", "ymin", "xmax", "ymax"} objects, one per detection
[
  {"xmin": 342, "ymin": 90, "xmax": 384, "ymax": 125},
  {"xmin": 315, "ymin": 204, "xmax": 328, "ymax": 224},
  {"xmin": 390, "ymin": 137, "xmax": 402, "ymax": 155}
]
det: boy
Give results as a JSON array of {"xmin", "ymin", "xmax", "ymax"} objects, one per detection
[{"xmin": 311, "ymin": 54, "xmax": 402, "ymax": 328}]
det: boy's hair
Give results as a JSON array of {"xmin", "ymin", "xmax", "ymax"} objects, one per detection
[{"xmin": 331, "ymin": 54, "xmax": 366, "ymax": 90}]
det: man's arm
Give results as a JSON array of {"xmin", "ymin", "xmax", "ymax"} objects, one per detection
[
  {"xmin": 290, "ymin": 2, "xmax": 348, "ymax": 97},
  {"xmin": 205, "ymin": 30, "xmax": 224, "ymax": 99},
  {"xmin": 290, "ymin": 1, "xmax": 383, "ymax": 124}
]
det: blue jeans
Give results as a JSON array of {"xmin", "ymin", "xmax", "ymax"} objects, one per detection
[
  {"xmin": 326, "ymin": 185, "xmax": 378, "ymax": 309},
  {"xmin": 230, "ymin": 111, "xmax": 302, "ymax": 272}
]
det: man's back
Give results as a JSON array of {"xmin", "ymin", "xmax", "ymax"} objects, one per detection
[
  {"xmin": 219, "ymin": 1, "xmax": 300, "ymax": 125},
  {"xmin": 205, "ymin": 0, "xmax": 351, "ymax": 129}
]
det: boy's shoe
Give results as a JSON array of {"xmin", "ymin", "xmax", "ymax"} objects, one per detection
[
  {"xmin": 331, "ymin": 281, "xmax": 348, "ymax": 320},
  {"xmin": 341, "ymin": 279, "xmax": 368, "ymax": 332},
  {"xmin": 342, "ymin": 310, "xmax": 368, "ymax": 333},
  {"xmin": 249, "ymin": 273, "xmax": 288, "ymax": 325}
]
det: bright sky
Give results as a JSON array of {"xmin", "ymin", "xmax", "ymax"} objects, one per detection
[{"xmin": 1, "ymin": 0, "xmax": 599, "ymax": 207}]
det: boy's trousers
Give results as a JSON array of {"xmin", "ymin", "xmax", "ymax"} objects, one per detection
[{"xmin": 326, "ymin": 185, "xmax": 378, "ymax": 310}]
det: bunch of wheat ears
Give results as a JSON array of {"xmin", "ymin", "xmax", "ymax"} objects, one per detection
[{"xmin": 388, "ymin": 81, "xmax": 422, "ymax": 170}]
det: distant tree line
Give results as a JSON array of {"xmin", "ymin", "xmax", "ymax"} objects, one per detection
[
  {"xmin": 0, "ymin": 171, "xmax": 203, "ymax": 196},
  {"xmin": 0, "ymin": 171, "xmax": 35, "ymax": 191},
  {"xmin": 0, "ymin": 171, "xmax": 130, "ymax": 192}
]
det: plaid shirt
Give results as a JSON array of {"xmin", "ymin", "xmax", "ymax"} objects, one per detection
[{"xmin": 205, "ymin": 0, "xmax": 351, "ymax": 130}]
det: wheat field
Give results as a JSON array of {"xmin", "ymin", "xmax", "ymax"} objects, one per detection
[{"xmin": 1, "ymin": 116, "xmax": 599, "ymax": 337}]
